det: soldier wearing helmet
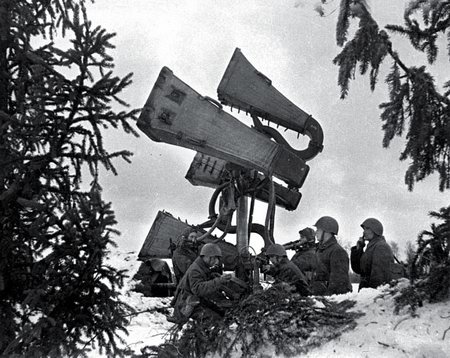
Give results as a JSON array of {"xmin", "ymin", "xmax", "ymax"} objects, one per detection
[
  {"xmin": 291, "ymin": 227, "xmax": 318, "ymax": 285},
  {"xmin": 312, "ymin": 216, "xmax": 352, "ymax": 295},
  {"xmin": 170, "ymin": 243, "xmax": 232, "ymax": 324},
  {"xmin": 351, "ymin": 218, "xmax": 394, "ymax": 291},
  {"xmin": 261, "ymin": 244, "xmax": 310, "ymax": 296},
  {"xmin": 172, "ymin": 227, "xmax": 202, "ymax": 283}
]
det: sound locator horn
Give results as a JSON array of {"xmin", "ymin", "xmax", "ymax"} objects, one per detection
[
  {"xmin": 217, "ymin": 48, "xmax": 324, "ymax": 161},
  {"xmin": 137, "ymin": 67, "xmax": 310, "ymax": 188}
]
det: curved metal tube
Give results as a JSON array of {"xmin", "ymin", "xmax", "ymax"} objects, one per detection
[
  {"xmin": 207, "ymin": 183, "xmax": 272, "ymax": 247},
  {"xmin": 196, "ymin": 213, "xmax": 225, "ymax": 243},
  {"xmin": 252, "ymin": 115, "xmax": 323, "ymax": 161},
  {"xmin": 217, "ymin": 48, "xmax": 324, "ymax": 161},
  {"xmin": 218, "ymin": 214, "xmax": 232, "ymax": 241}
]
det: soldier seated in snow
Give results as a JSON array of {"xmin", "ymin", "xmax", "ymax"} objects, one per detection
[
  {"xmin": 169, "ymin": 243, "xmax": 233, "ymax": 324},
  {"xmin": 261, "ymin": 244, "xmax": 310, "ymax": 296},
  {"xmin": 172, "ymin": 227, "xmax": 202, "ymax": 284},
  {"xmin": 133, "ymin": 259, "xmax": 173, "ymax": 297},
  {"xmin": 350, "ymin": 218, "xmax": 395, "ymax": 291}
]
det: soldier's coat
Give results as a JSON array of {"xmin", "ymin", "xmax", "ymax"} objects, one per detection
[
  {"xmin": 291, "ymin": 246, "xmax": 318, "ymax": 284},
  {"xmin": 351, "ymin": 236, "xmax": 394, "ymax": 290},
  {"xmin": 266, "ymin": 257, "xmax": 311, "ymax": 296},
  {"xmin": 312, "ymin": 237, "xmax": 352, "ymax": 295},
  {"xmin": 171, "ymin": 257, "xmax": 227, "ymax": 323},
  {"xmin": 172, "ymin": 240, "xmax": 198, "ymax": 283}
]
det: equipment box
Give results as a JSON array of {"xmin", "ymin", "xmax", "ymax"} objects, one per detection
[{"xmin": 138, "ymin": 210, "xmax": 238, "ymax": 270}]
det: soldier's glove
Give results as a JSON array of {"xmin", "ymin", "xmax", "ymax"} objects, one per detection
[{"xmin": 356, "ymin": 237, "xmax": 366, "ymax": 250}]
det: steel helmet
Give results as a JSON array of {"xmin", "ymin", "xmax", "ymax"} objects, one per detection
[
  {"xmin": 361, "ymin": 218, "xmax": 383, "ymax": 236},
  {"xmin": 314, "ymin": 216, "xmax": 339, "ymax": 235},
  {"xmin": 199, "ymin": 243, "xmax": 222, "ymax": 257},
  {"xmin": 299, "ymin": 227, "xmax": 316, "ymax": 244},
  {"xmin": 265, "ymin": 244, "xmax": 287, "ymax": 257}
]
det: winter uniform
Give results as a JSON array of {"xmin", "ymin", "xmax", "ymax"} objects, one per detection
[
  {"xmin": 351, "ymin": 236, "xmax": 394, "ymax": 290},
  {"xmin": 312, "ymin": 237, "xmax": 352, "ymax": 295},
  {"xmin": 171, "ymin": 257, "xmax": 230, "ymax": 323},
  {"xmin": 133, "ymin": 259, "xmax": 173, "ymax": 297},
  {"xmin": 172, "ymin": 238, "xmax": 199, "ymax": 283},
  {"xmin": 265, "ymin": 257, "xmax": 311, "ymax": 296},
  {"xmin": 291, "ymin": 246, "xmax": 318, "ymax": 284},
  {"xmin": 291, "ymin": 227, "xmax": 318, "ymax": 284}
]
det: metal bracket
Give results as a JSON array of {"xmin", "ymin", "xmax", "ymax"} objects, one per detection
[{"xmin": 158, "ymin": 108, "xmax": 175, "ymax": 125}]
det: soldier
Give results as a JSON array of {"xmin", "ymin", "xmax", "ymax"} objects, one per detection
[
  {"xmin": 350, "ymin": 218, "xmax": 394, "ymax": 291},
  {"xmin": 172, "ymin": 227, "xmax": 201, "ymax": 283},
  {"xmin": 133, "ymin": 258, "xmax": 173, "ymax": 297},
  {"xmin": 291, "ymin": 227, "xmax": 318, "ymax": 284},
  {"xmin": 170, "ymin": 243, "xmax": 232, "ymax": 324},
  {"xmin": 312, "ymin": 216, "xmax": 352, "ymax": 295},
  {"xmin": 261, "ymin": 244, "xmax": 310, "ymax": 296}
]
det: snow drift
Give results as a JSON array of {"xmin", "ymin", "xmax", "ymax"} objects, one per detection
[{"xmin": 105, "ymin": 251, "xmax": 450, "ymax": 358}]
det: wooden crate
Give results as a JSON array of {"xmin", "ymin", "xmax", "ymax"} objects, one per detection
[
  {"xmin": 138, "ymin": 211, "xmax": 238, "ymax": 270},
  {"xmin": 138, "ymin": 211, "xmax": 188, "ymax": 259}
]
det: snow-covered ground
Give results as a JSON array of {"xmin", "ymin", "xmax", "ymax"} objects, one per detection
[{"xmin": 107, "ymin": 251, "xmax": 450, "ymax": 358}]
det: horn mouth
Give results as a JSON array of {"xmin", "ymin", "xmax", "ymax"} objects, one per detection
[{"xmin": 217, "ymin": 48, "xmax": 324, "ymax": 161}]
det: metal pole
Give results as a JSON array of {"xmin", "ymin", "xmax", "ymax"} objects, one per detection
[{"xmin": 236, "ymin": 195, "xmax": 249, "ymax": 255}]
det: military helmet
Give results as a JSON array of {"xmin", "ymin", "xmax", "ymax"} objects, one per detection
[
  {"xmin": 199, "ymin": 243, "xmax": 222, "ymax": 257},
  {"xmin": 299, "ymin": 227, "xmax": 316, "ymax": 243},
  {"xmin": 265, "ymin": 244, "xmax": 287, "ymax": 257},
  {"xmin": 361, "ymin": 218, "xmax": 383, "ymax": 236},
  {"xmin": 314, "ymin": 216, "xmax": 339, "ymax": 235}
]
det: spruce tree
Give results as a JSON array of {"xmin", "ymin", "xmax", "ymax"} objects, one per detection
[
  {"xmin": 333, "ymin": 0, "xmax": 449, "ymax": 299},
  {"xmin": 334, "ymin": 0, "xmax": 450, "ymax": 192},
  {"xmin": 0, "ymin": 0, "xmax": 138, "ymax": 356},
  {"xmin": 412, "ymin": 207, "xmax": 450, "ymax": 299},
  {"xmin": 404, "ymin": 240, "xmax": 416, "ymax": 267},
  {"xmin": 389, "ymin": 240, "xmax": 400, "ymax": 258}
]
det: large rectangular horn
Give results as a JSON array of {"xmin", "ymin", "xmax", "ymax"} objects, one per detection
[
  {"xmin": 185, "ymin": 152, "xmax": 302, "ymax": 211},
  {"xmin": 217, "ymin": 48, "xmax": 324, "ymax": 161},
  {"xmin": 139, "ymin": 210, "xmax": 238, "ymax": 270},
  {"xmin": 138, "ymin": 67, "xmax": 309, "ymax": 188}
]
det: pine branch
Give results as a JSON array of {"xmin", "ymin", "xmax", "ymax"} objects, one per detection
[
  {"xmin": 1, "ymin": 1, "xmax": 137, "ymax": 356},
  {"xmin": 151, "ymin": 287, "xmax": 363, "ymax": 357},
  {"xmin": 334, "ymin": 1, "xmax": 450, "ymax": 191},
  {"xmin": 336, "ymin": 0, "xmax": 352, "ymax": 47}
]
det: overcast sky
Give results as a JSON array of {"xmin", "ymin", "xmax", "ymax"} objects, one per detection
[{"xmin": 86, "ymin": 0, "xmax": 448, "ymax": 257}]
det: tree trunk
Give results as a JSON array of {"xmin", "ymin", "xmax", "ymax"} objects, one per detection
[{"xmin": 0, "ymin": 0, "xmax": 10, "ymax": 114}]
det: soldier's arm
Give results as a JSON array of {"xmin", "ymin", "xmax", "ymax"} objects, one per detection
[
  {"xmin": 369, "ymin": 245, "xmax": 393, "ymax": 288},
  {"xmin": 190, "ymin": 270, "xmax": 224, "ymax": 297},
  {"xmin": 350, "ymin": 245, "xmax": 364, "ymax": 274},
  {"xmin": 293, "ymin": 272, "xmax": 311, "ymax": 296},
  {"xmin": 328, "ymin": 249, "xmax": 351, "ymax": 295}
]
